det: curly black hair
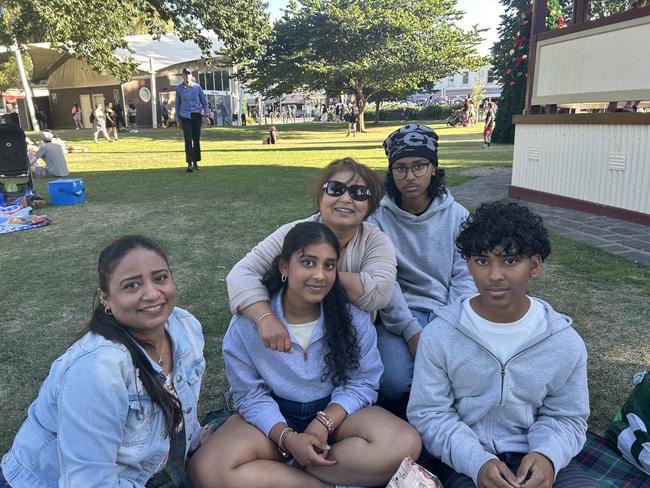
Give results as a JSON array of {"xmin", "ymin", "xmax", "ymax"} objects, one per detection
[
  {"xmin": 384, "ymin": 161, "xmax": 447, "ymax": 206},
  {"xmin": 263, "ymin": 222, "xmax": 360, "ymax": 386},
  {"xmin": 456, "ymin": 200, "xmax": 551, "ymax": 260}
]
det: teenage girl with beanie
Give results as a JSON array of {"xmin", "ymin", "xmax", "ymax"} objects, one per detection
[
  {"xmin": 368, "ymin": 124, "xmax": 477, "ymax": 416},
  {"xmin": 0, "ymin": 236, "xmax": 206, "ymax": 487},
  {"xmin": 189, "ymin": 222, "xmax": 421, "ymax": 488}
]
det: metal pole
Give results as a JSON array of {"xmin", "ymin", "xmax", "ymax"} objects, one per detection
[
  {"xmin": 150, "ymin": 59, "xmax": 158, "ymax": 129},
  {"xmin": 13, "ymin": 42, "xmax": 40, "ymax": 131}
]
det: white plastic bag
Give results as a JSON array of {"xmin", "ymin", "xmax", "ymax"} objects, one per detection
[{"xmin": 387, "ymin": 456, "xmax": 443, "ymax": 488}]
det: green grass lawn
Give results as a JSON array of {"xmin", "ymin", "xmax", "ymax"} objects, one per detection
[{"xmin": 1, "ymin": 121, "xmax": 647, "ymax": 452}]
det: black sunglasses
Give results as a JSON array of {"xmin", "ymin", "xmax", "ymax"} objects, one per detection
[{"xmin": 322, "ymin": 180, "xmax": 371, "ymax": 201}]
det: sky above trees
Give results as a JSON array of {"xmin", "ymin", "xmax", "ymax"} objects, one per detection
[{"xmin": 266, "ymin": 0, "xmax": 505, "ymax": 55}]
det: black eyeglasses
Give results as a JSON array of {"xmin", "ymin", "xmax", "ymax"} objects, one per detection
[
  {"xmin": 391, "ymin": 161, "xmax": 431, "ymax": 180},
  {"xmin": 322, "ymin": 181, "xmax": 372, "ymax": 201}
]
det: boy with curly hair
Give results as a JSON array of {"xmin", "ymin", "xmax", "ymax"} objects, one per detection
[{"xmin": 408, "ymin": 200, "xmax": 597, "ymax": 488}]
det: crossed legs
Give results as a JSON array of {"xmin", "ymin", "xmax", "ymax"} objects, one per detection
[{"xmin": 189, "ymin": 406, "xmax": 421, "ymax": 488}]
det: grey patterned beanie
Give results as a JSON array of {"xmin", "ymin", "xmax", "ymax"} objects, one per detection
[{"xmin": 383, "ymin": 124, "xmax": 439, "ymax": 166}]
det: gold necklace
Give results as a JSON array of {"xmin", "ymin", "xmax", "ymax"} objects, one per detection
[{"xmin": 148, "ymin": 333, "xmax": 167, "ymax": 366}]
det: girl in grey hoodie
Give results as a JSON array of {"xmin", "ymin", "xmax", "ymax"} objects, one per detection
[{"xmin": 368, "ymin": 124, "xmax": 476, "ymax": 414}]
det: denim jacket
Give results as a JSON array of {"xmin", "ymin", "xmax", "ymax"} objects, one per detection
[
  {"xmin": 1, "ymin": 307, "xmax": 205, "ymax": 488},
  {"xmin": 223, "ymin": 292, "xmax": 383, "ymax": 436}
]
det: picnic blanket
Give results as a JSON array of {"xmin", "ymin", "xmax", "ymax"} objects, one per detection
[
  {"xmin": 0, "ymin": 206, "xmax": 50, "ymax": 235},
  {"xmin": 577, "ymin": 432, "xmax": 650, "ymax": 487}
]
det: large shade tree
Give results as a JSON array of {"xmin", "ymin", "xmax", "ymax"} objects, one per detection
[
  {"xmin": 246, "ymin": 0, "xmax": 485, "ymax": 131},
  {"xmin": 0, "ymin": 0, "xmax": 271, "ymax": 80}
]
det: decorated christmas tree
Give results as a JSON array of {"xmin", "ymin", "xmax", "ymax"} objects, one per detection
[{"xmin": 491, "ymin": 0, "xmax": 567, "ymax": 143}]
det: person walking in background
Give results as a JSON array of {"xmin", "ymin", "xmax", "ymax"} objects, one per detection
[
  {"xmin": 483, "ymin": 102, "xmax": 495, "ymax": 149},
  {"xmin": 91, "ymin": 103, "xmax": 112, "ymax": 143},
  {"xmin": 175, "ymin": 67, "xmax": 208, "ymax": 172},
  {"xmin": 35, "ymin": 107, "xmax": 48, "ymax": 130},
  {"xmin": 161, "ymin": 100, "xmax": 169, "ymax": 128},
  {"xmin": 104, "ymin": 101, "xmax": 119, "ymax": 141},
  {"xmin": 113, "ymin": 99, "xmax": 126, "ymax": 131},
  {"xmin": 71, "ymin": 103, "xmax": 82, "ymax": 130},
  {"xmin": 207, "ymin": 103, "xmax": 214, "ymax": 128},
  {"xmin": 467, "ymin": 99, "xmax": 476, "ymax": 127},
  {"xmin": 127, "ymin": 100, "xmax": 138, "ymax": 132}
]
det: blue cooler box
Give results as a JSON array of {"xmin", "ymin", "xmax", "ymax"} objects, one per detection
[{"xmin": 48, "ymin": 179, "xmax": 86, "ymax": 206}]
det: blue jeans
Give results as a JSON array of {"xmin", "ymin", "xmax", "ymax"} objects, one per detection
[
  {"xmin": 0, "ymin": 469, "xmax": 10, "ymax": 488},
  {"xmin": 376, "ymin": 309, "xmax": 433, "ymax": 415},
  {"xmin": 273, "ymin": 395, "xmax": 331, "ymax": 433}
]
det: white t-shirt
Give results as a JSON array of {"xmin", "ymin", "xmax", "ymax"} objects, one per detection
[
  {"xmin": 460, "ymin": 296, "xmax": 547, "ymax": 364},
  {"xmin": 287, "ymin": 319, "xmax": 318, "ymax": 352}
]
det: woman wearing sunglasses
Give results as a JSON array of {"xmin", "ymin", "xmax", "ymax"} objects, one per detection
[
  {"xmin": 226, "ymin": 157, "xmax": 396, "ymax": 353},
  {"xmin": 368, "ymin": 124, "xmax": 477, "ymax": 417}
]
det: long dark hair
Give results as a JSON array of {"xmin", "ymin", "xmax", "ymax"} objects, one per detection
[
  {"xmin": 263, "ymin": 222, "xmax": 360, "ymax": 386},
  {"xmin": 78, "ymin": 235, "xmax": 182, "ymax": 437}
]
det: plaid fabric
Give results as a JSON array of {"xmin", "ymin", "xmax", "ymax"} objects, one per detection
[
  {"xmin": 203, "ymin": 407, "xmax": 235, "ymax": 429},
  {"xmin": 576, "ymin": 432, "xmax": 650, "ymax": 487}
]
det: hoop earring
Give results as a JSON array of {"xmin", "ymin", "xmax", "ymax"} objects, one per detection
[
  {"xmin": 281, "ymin": 274, "xmax": 287, "ymax": 283},
  {"xmin": 104, "ymin": 306, "xmax": 113, "ymax": 316}
]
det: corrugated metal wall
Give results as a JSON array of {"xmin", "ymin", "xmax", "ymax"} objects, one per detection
[{"xmin": 512, "ymin": 124, "xmax": 650, "ymax": 214}]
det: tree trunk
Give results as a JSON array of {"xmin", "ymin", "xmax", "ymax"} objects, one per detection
[
  {"xmin": 353, "ymin": 86, "xmax": 367, "ymax": 132},
  {"xmin": 374, "ymin": 99, "xmax": 382, "ymax": 124}
]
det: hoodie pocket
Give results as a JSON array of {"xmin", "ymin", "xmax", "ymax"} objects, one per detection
[{"xmin": 496, "ymin": 403, "xmax": 535, "ymax": 435}]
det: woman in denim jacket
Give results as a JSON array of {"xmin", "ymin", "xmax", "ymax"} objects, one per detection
[{"xmin": 1, "ymin": 235, "xmax": 206, "ymax": 488}]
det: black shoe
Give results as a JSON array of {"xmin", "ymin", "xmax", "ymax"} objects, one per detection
[
  {"xmin": 186, "ymin": 164, "xmax": 193, "ymax": 173},
  {"xmin": 193, "ymin": 163, "xmax": 200, "ymax": 171}
]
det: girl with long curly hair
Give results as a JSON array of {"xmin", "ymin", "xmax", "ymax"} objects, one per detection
[{"xmin": 190, "ymin": 222, "xmax": 420, "ymax": 488}]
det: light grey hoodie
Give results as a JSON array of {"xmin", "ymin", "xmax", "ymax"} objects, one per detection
[
  {"xmin": 369, "ymin": 191, "xmax": 475, "ymax": 313},
  {"xmin": 407, "ymin": 297, "xmax": 589, "ymax": 485},
  {"xmin": 368, "ymin": 191, "xmax": 476, "ymax": 339}
]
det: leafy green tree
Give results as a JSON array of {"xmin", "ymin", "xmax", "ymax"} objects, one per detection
[
  {"xmin": 470, "ymin": 77, "xmax": 486, "ymax": 110},
  {"xmin": 246, "ymin": 0, "xmax": 484, "ymax": 131},
  {"xmin": 0, "ymin": 0, "xmax": 271, "ymax": 81},
  {"xmin": 0, "ymin": 53, "xmax": 32, "ymax": 92}
]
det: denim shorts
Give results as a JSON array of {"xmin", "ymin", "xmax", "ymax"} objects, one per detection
[
  {"xmin": 273, "ymin": 395, "xmax": 331, "ymax": 433},
  {"xmin": 0, "ymin": 469, "xmax": 10, "ymax": 488}
]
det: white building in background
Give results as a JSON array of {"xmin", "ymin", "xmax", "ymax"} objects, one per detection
[{"xmin": 410, "ymin": 65, "xmax": 502, "ymax": 103}]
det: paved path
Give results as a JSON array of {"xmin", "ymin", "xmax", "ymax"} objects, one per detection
[{"xmin": 452, "ymin": 168, "xmax": 650, "ymax": 266}]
